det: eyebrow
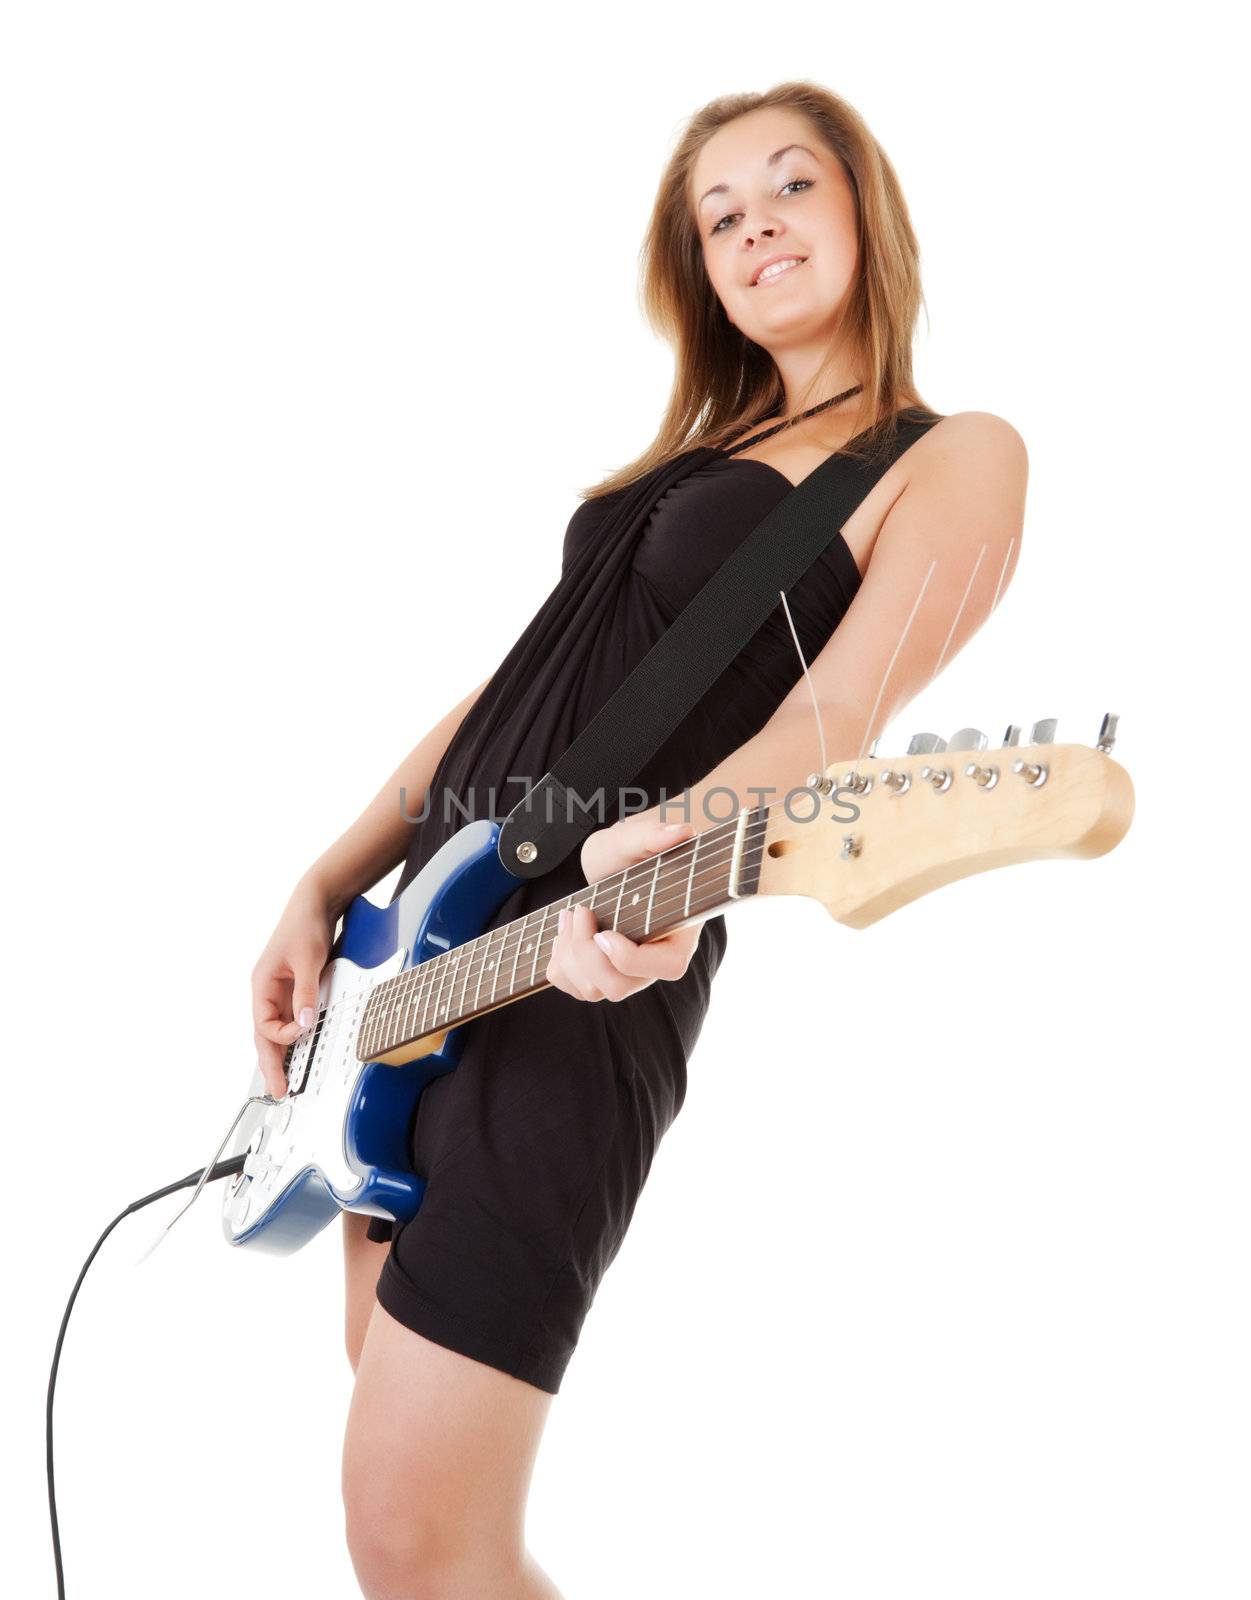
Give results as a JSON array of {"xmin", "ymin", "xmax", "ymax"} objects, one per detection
[{"xmin": 697, "ymin": 143, "xmax": 820, "ymax": 210}]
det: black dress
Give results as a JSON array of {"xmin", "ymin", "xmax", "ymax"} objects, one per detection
[{"xmin": 368, "ymin": 409, "xmax": 939, "ymax": 1392}]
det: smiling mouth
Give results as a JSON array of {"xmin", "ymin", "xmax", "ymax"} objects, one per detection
[{"xmin": 752, "ymin": 256, "xmax": 808, "ymax": 287}]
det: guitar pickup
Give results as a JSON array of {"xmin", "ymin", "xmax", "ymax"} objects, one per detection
[{"xmin": 287, "ymin": 1007, "xmax": 326, "ymax": 1096}]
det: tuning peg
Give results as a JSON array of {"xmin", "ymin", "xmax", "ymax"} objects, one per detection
[
  {"xmin": 947, "ymin": 727, "xmax": 988, "ymax": 752},
  {"xmin": 919, "ymin": 763, "xmax": 953, "ymax": 792},
  {"xmin": 1030, "ymin": 717, "xmax": 1058, "ymax": 744},
  {"xmin": 906, "ymin": 732, "xmax": 947, "ymax": 755},
  {"xmin": 1096, "ymin": 712, "xmax": 1119, "ymax": 753},
  {"xmin": 1001, "ymin": 724, "xmax": 1022, "ymax": 747},
  {"xmin": 1012, "ymin": 757, "xmax": 1049, "ymax": 787}
]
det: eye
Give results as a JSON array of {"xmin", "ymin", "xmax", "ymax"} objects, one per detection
[{"xmin": 709, "ymin": 177, "xmax": 815, "ymax": 236}]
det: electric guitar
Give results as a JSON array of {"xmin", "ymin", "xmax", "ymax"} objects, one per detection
[{"xmin": 222, "ymin": 716, "xmax": 1134, "ymax": 1253}]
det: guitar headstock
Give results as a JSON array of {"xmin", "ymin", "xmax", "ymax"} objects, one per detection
[{"xmin": 757, "ymin": 715, "xmax": 1134, "ymax": 928}]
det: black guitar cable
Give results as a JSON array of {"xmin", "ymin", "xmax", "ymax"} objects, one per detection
[{"xmin": 46, "ymin": 1154, "xmax": 247, "ymax": 1598}]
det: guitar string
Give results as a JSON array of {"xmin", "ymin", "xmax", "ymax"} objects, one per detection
[
  {"xmin": 366, "ymin": 832, "xmax": 765, "ymax": 1034},
  {"xmin": 989, "ymin": 537, "xmax": 1017, "ymax": 616},
  {"xmin": 849, "ymin": 557, "xmax": 938, "ymax": 773},
  {"xmin": 360, "ymin": 546, "xmax": 1022, "ymax": 1049},
  {"xmin": 933, "ymin": 545, "xmax": 985, "ymax": 678},
  {"xmin": 373, "ymin": 810, "xmax": 776, "ymax": 1007},
  {"xmin": 285, "ymin": 819, "xmax": 763, "ymax": 1073},
  {"xmin": 361, "ymin": 840, "xmax": 762, "ymax": 1040},
  {"xmin": 355, "ymin": 656, "xmax": 1023, "ymax": 1051},
  {"xmin": 777, "ymin": 587, "xmax": 827, "ymax": 781},
  {"xmin": 363, "ymin": 819, "xmax": 815, "ymax": 1042},
  {"xmin": 371, "ymin": 548, "xmax": 962, "ymax": 1036}
]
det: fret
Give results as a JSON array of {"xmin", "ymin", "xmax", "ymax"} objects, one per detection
[
  {"xmin": 402, "ymin": 960, "xmax": 424, "ymax": 1047},
  {"xmin": 455, "ymin": 944, "xmax": 471, "ymax": 1019},
  {"xmin": 432, "ymin": 948, "xmax": 454, "ymax": 1028},
  {"xmin": 683, "ymin": 830, "xmax": 701, "ymax": 918},
  {"xmin": 471, "ymin": 930, "xmax": 487, "ymax": 1015},
  {"xmin": 415, "ymin": 951, "xmax": 436, "ymax": 1040},
  {"xmin": 455, "ymin": 945, "xmax": 470, "ymax": 1017},
  {"xmin": 492, "ymin": 926, "xmax": 507, "ymax": 1005},
  {"xmin": 373, "ymin": 978, "xmax": 392, "ymax": 1056},
  {"xmin": 388, "ymin": 972, "xmax": 409, "ymax": 1049},
  {"xmin": 401, "ymin": 960, "xmax": 422, "ymax": 1049},
  {"xmin": 509, "ymin": 914, "xmax": 527, "ymax": 996},
  {"xmin": 644, "ymin": 851, "xmax": 662, "ymax": 935},
  {"xmin": 611, "ymin": 868, "xmax": 626, "ymax": 932},
  {"xmin": 623, "ymin": 863, "xmax": 649, "ymax": 937},
  {"xmin": 529, "ymin": 907, "xmax": 549, "ymax": 987},
  {"xmin": 493, "ymin": 922, "xmax": 514, "ymax": 1004}
]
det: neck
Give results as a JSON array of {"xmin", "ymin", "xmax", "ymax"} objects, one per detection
[
  {"xmin": 770, "ymin": 340, "xmax": 862, "ymax": 419},
  {"xmin": 357, "ymin": 804, "xmax": 771, "ymax": 1064}
]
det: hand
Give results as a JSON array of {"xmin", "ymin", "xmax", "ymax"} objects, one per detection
[
  {"xmin": 543, "ymin": 816, "xmax": 704, "ymax": 1003},
  {"xmin": 250, "ymin": 875, "xmax": 339, "ymax": 1098}
]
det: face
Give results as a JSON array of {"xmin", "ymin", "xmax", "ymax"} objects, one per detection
[{"xmin": 690, "ymin": 107, "xmax": 859, "ymax": 351}]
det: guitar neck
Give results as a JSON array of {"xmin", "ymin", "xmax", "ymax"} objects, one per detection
[
  {"xmin": 357, "ymin": 806, "xmax": 769, "ymax": 1065},
  {"xmin": 357, "ymin": 732, "xmax": 1135, "ymax": 1067}
]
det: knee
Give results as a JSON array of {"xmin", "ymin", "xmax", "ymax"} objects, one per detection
[{"xmin": 343, "ymin": 1498, "xmax": 517, "ymax": 1600}]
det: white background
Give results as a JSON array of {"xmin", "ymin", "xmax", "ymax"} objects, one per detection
[{"xmin": 4, "ymin": 3, "xmax": 1246, "ymax": 1596}]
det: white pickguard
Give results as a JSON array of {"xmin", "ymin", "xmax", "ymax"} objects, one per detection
[{"xmin": 221, "ymin": 947, "xmax": 406, "ymax": 1240}]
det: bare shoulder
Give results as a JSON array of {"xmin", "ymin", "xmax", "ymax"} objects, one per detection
[
  {"xmin": 867, "ymin": 408, "xmax": 1028, "ymax": 574},
  {"xmin": 916, "ymin": 409, "xmax": 1029, "ymax": 485}
]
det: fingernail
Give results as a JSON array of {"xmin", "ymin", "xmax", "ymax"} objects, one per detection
[
  {"xmin": 557, "ymin": 909, "xmax": 569, "ymax": 933},
  {"xmin": 593, "ymin": 931, "xmax": 612, "ymax": 953},
  {"xmin": 662, "ymin": 821, "xmax": 688, "ymax": 831},
  {"xmin": 298, "ymin": 1006, "xmax": 315, "ymax": 1029}
]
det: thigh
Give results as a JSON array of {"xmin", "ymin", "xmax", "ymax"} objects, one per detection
[
  {"xmin": 375, "ymin": 987, "xmax": 632, "ymax": 1392},
  {"xmin": 343, "ymin": 1298, "xmax": 552, "ymax": 1555},
  {"xmin": 343, "ymin": 1211, "xmax": 391, "ymax": 1369}
]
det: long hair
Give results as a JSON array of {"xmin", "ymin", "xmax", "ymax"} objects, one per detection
[{"xmin": 582, "ymin": 80, "xmax": 938, "ymax": 500}]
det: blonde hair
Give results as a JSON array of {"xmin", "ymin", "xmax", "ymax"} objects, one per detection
[{"xmin": 583, "ymin": 79, "xmax": 938, "ymax": 499}]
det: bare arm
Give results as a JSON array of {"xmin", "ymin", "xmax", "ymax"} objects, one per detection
[
  {"xmin": 642, "ymin": 412, "xmax": 1029, "ymax": 832},
  {"xmin": 302, "ymin": 674, "xmax": 491, "ymax": 915},
  {"xmin": 553, "ymin": 413, "xmax": 1028, "ymax": 1007},
  {"xmin": 251, "ymin": 673, "xmax": 489, "ymax": 1093}
]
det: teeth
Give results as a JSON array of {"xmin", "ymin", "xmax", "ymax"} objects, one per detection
[{"xmin": 756, "ymin": 257, "xmax": 804, "ymax": 284}]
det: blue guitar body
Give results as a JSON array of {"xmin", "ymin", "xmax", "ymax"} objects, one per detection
[
  {"xmin": 222, "ymin": 820, "xmax": 518, "ymax": 1255},
  {"xmin": 219, "ymin": 731, "xmax": 1132, "ymax": 1256}
]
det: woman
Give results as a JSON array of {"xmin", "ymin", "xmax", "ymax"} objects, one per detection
[{"xmin": 252, "ymin": 81, "xmax": 1027, "ymax": 1600}]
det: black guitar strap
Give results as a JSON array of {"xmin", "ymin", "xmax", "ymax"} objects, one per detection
[{"xmin": 496, "ymin": 411, "xmax": 940, "ymax": 879}]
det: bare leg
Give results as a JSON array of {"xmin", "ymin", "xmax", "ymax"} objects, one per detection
[
  {"xmin": 342, "ymin": 1297, "xmax": 565, "ymax": 1600},
  {"xmin": 343, "ymin": 1211, "xmax": 391, "ymax": 1372}
]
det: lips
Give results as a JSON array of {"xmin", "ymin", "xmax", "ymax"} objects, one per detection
[{"xmin": 750, "ymin": 254, "xmax": 807, "ymax": 287}]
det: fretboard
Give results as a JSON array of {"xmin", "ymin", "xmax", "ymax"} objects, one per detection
[{"xmin": 356, "ymin": 804, "xmax": 770, "ymax": 1062}]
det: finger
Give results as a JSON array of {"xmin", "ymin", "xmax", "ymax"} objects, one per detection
[
  {"xmin": 254, "ymin": 1034, "xmax": 288, "ymax": 1099},
  {"xmin": 591, "ymin": 920, "xmax": 700, "ymax": 983},
  {"xmin": 568, "ymin": 906, "xmax": 642, "ymax": 1002},
  {"xmin": 290, "ymin": 945, "xmax": 325, "ymax": 1033},
  {"xmin": 625, "ymin": 817, "xmax": 696, "ymax": 870},
  {"xmin": 253, "ymin": 987, "xmax": 303, "ymax": 1042},
  {"xmin": 256, "ymin": 1016, "xmax": 308, "ymax": 1046},
  {"xmin": 652, "ymin": 816, "xmax": 696, "ymax": 842},
  {"xmin": 546, "ymin": 906, "xmax": 613, "ymax": 1002}
]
